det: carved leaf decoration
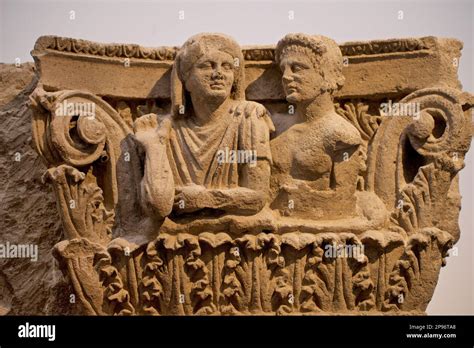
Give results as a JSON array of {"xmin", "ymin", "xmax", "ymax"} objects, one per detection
[
  {"xmin": 53, "ymin": 230, "xmax": 457, "ymax": 315},
  {"xmin": 383, "ymin": 228, "xmax": 453, "ymax": 312},
  {"xmin": 53, "ymin": 239, "xmax": 110, "ymax": 315},
  {"xmin": 43, "ymin": 164, "xmax": 114, "ymax": 245},
  {"xmin": 300, "ymin": 244, "xmax": 329, "ymax": 313},
  {"xmin": 335, "ymin": 102, "xmax": 381, "ymax": 143},
  {"xmin": 139, "ymin": 241, "xmax": 165, "ymax": 315},
  {"xmin": 96, "ymin": 252, "xmax": 135, "ymax": 315},
  {"xmin": 182, "ymin": 238, "xmax": 216, "ymax": 315},
  {"xmin": 220, "ymin": 245, "xmax": 244, "ymax": 315}
]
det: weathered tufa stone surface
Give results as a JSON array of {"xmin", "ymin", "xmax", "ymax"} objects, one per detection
[
  {"xmin": 5, "ymin": 33, "xmax": 472, "ymax": 315},
  {"xmin": 0, "ymin": 63, "xmax": 77, "ymax": 315}
]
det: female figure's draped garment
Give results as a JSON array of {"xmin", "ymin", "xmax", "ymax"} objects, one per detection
[{"xmin": 166, "ymin": 106, "xmax": 274, "ymax": 189}]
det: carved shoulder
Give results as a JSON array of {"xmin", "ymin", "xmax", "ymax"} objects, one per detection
[
  {"xmin": 270, "ymin": 112, "xmax": 296, "ymax": 137},
  {"xmin": 324, "ymin": 112, "xmax": 362, "ymax": 153}
]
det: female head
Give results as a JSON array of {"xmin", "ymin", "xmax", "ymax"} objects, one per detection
[
  {"xmin": 275, "ymin": 34, "xmax": 345, "ymax": 104},
  {"xmin": 171, "ymin": 33, "xmax": 245, "ymax": 117}
]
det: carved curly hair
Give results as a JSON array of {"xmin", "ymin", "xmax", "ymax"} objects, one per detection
[{"xmin": 275, "ymin": 33, "xmax": 345, "ymax": 94}]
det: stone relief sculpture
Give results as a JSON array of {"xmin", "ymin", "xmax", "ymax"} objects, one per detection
[
  {"xmin": 29, "ymin": 33, "xmax": 473, "ymax": 315},
  {"xmin": 133, "ymin": 34, "xmax": 274, "ymax": 241},
  {"xmin": 270, "ymin": 34, "xmax": 377, "ymax": 223}
]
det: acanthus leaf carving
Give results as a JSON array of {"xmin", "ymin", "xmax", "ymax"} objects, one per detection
[{"xmin": 383, "ymin": 228, "xmax": 453, "ymax": 313}]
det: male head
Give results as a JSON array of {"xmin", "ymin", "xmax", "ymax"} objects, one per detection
[{"xmin": 275, "ymin": 34, "xmax": 345, "ymax": 104}]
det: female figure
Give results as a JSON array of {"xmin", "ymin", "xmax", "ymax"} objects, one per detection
[{"xmin": 134, "ymin": 33, "xmax": 274, "ymax": 223}]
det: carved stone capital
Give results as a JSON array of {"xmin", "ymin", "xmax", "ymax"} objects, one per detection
[{"xmin": 30, "ymin": 34, "xmax": 473, "ymax": 315}]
